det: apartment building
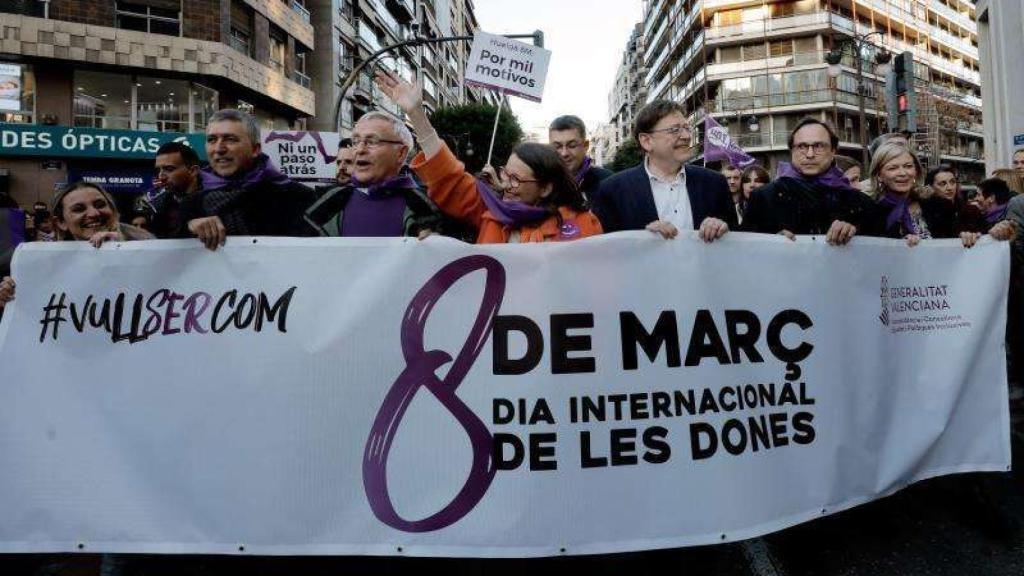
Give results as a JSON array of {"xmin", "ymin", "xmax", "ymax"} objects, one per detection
[
  {"xmin": 0, "ymin": 0, "xmax": 316, "ymax": 206},
  {"xmin": 640, "ymin": 0, "xmax": 984, "ymax": 182},
  {"xmin": 606, "ymin": 22, "xmax": 647, "ymax": 161},
  {"xmin": 307, "ymin": 0, "xmax": 492, "ymax": 134}
]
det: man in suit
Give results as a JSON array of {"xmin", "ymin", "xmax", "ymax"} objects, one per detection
[{"xmin": 592, "ymin": 100, "xmax": 735, "ymax": 241}]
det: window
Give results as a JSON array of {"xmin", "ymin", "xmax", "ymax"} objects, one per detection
[
  {"xmin": 136, "ymin": 76, "xmax": 189, "ymax": 132},
  {"xmin": 116, "ymin": 1, "xmax": 181, "ymax": 36},
  {"xmin": 73, "ymin": 71, "xmax": 217, "ymax": 132},
  {"xmin": 73, "ymin": 71, "xmax": 132, "ymax": 129},
  {"xmin": 743, "ymin": 43, "xmax": 767, "ymax": 61},
  {"xmin": 0, "ymin": 63, "xmax": 34, "ymax": 124},
  {"xmin": 270, "ymin": 31, "xmax": 286, "ymax": 74},
  {"xmin": 230, "ymin": 0, "xmax": 254, "ymax": 57}
]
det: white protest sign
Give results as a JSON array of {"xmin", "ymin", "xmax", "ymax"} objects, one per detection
[
  {"xmin": 0, "ymin": 234, "xmax": 1010, "ymax": 557},
  {"xmin": 261, "ymin": 130, "xmax": 340, "ymax": 189},
  {"xmin": 465, "ymin": 31, "xmax": 551, "ymax": 102}
]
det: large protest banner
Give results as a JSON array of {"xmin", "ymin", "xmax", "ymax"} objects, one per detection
[{"xmin": 0, "ymin": 233, "xmax": 1010, "ymax": 557}]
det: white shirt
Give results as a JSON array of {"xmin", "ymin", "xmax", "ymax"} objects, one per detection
[{"xmin": 645, "ymin": 158, "xmax": 693, "ymax": 231}]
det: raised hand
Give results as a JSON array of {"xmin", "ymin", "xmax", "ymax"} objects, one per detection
[{"xmin": 375, "ymin": 70, "xmax": 423, "ymax": 116}]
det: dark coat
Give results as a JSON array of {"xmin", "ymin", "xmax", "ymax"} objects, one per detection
[
  {"xmin": 872, "ymin": 194, "xmax": 986, "ymax": 239},
  {"xmin": 591, "ymin": 163, "xmax": 737, "ymax": 232},
  {"xmin": 181, "ymin": 177, "xmax": 318, "ymax": 237},
  {"xmin": 741, "ymin": 177, "xmax": 878, "ymax": 236},
  {"xmin": 579, "ymin": 165, "xmax": 614, "ymax": 202}
]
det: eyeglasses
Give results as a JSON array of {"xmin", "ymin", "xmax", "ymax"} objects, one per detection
[
  {"xmin": 645, "ymin": 124, "xmax": 691, "ymax": 138},
  {"xmin": 552, "ymin": 141, "xmax": 584, "ymax": 152},
  {"xmin": 793, "ymin": 142, "xmax": 830, "ymax": 154},
  {"xmin": 499, "ymin": 167, "xmax": 538, "ymax": 189},
  {"xmin": 350, "ymin": 136, "xmax": 405, "ymax": 149}
]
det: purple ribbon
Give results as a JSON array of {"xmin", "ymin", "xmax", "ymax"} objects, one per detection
[
  {"xmin": 199, "ymin": 153, "xmax": 291, "ymax": 191},
  {"xmin": 363, "ymin": 255, "xmax": 506, "ymax": 532},
  {"xmin": 475, "ymin": 179, "xmax": 550, "ymax": 227},
  {"xmin": 574, "ymin": 157, "xmax": 593, "ymax": 186},
  {"xmin": 986, "ymin": 202, "xmax": 1008, "ymax": 226},
  {"xmin": 2, "ymin": 208, "xmax": 25, "ymax": 248},
  {"xmin": 776, "ymin": 162, "xmax": 860, "ymax": 194},
  {"xmin": 350, "ymin": 173, "xmax": 419, "ymax": 196},
  {"xmin": 878, "ymin": 191, "xmax": 917, "ymax": 235}
]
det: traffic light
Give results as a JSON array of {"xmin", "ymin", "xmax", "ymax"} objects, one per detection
[{"xmin": 886, "ymin": 51, "xmax": 917, "ymax": 133}]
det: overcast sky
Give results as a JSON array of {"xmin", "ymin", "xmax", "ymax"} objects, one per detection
[{"xmin": 473, "ymin": 0, "xmax": 645, "ymax": 141}]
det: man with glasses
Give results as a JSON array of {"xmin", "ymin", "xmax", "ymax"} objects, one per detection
[
  {"xmin": 147, "ymin": 141, "xmax": 201, "ymax": 238},
  {"xmin": 741, "ymin": 117, "xmax": 875, "ymax": 245},
  {"xmin": 182, "ymin": 109, "xmax": 317, "ymax": 250},
  {"xmin": 548, "ymin": 115, "xmax": 612, "ymax": 201},
  {"xmin": 592, "ymin": 99, "xmax": 735, "ymax": 241},
  {"xmin": 303, "ymin": 111, "xmax": 441, "ymax": 237}
]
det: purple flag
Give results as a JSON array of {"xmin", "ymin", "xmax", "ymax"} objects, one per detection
[
  {"xmin": 703, "ymin": 115, "xmax": 756, "ymax": 168},
  {"xmin": 0, "ymin": 208, "xmax": 25, "ymax": 276}
]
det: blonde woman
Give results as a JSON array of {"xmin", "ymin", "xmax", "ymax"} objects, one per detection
[
  {"xmin": 868, "ymin": 141, "xmax": 1013, "ymax": 247},
  {"xmin": 0, "ymin": 182, "xmax": 152, "ymax": 310}
]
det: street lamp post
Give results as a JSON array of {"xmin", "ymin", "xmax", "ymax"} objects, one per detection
[{"xmin": 826, "ymin": 32, "xmax": 892, "ymax": 167}]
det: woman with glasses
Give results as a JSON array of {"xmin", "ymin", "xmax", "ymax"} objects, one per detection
[{"xmin": 376, "ymin": 71, "xmax": 602, "ymax": 243}]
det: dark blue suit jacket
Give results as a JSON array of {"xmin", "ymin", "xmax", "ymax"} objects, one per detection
[{"xmin": 592, "ymin": 163, "xmax": 738, "ymax": 232}]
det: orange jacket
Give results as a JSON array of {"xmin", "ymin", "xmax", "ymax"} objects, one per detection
[{"xmin": 410, "ymin": 144, "xmax": 603, "ymax": 244}]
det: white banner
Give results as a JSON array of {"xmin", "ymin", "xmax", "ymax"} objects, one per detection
[
  {"xmin": 465, "ymin": 31, "xmax": 551, "ymax": 102},
  {"xmin": 261, "ymin": 130, "xmax": 340, "ymax": 189},
  {"xmin": 0, "ymin": 233, "xmax": 1010, "ymax": 557}
]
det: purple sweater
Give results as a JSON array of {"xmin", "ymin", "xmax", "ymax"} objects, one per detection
[{"xmin": 340, "ymin": 189, "xmax": 407, "ymax": 237}]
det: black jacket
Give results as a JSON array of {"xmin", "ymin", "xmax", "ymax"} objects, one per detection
[
  {"xmin": 592, "ymin": 163, "xmax": 737, "ymax": 232},
  {"xmin": 741, "ymin": 177, "xmax": 877, "ymax": 236},
  {"xmin": 182, "ymin": 177, "xmax": 318, "ymax": 237},
  {"xmin": 579, "ymin": 165, "xmax": 614, "ymax": 202}
]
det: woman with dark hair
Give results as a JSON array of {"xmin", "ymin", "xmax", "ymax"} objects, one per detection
[
  {"xmin": 736, "ymin": 165, "xmax": 770, "ymax": 224},
  {"xmin": 376, "ymin": 71, "xmax": 601, "ymax": 243},
  {"xmin": 923, "ymin": 164, "xmax": 986, "ymax": 235},
  {"xmin": 0, "ymin": 181, "xmax": 153, "ymax": 310}
]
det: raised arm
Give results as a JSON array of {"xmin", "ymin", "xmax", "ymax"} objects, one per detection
[{"xmin": 375, "ymin": 71, "xmax": 443, "ymax": 161}]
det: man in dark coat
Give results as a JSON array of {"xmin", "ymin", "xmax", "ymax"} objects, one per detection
[
  {"xmin": 183, "ymin": 109, "xmax": 317, "ymax": 250},
  {"xmin": 741, "ymin": 118, "xmax": 875, "ymax": 244},
  {"xmin": 303, "ymin": 111, "xmax": 442, "ymax": 238},
  {"xmin": 548, "ymin": 115, "xmax": 613, "ymax": 201},
  {"xmin": 592, "ymin": 100, "xmax": 735, "ymax": 241}
]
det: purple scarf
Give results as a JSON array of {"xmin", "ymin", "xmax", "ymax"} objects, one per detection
[
  {"xmin": 878, "ymin": 191, "xmax": 917, "ymax": 235},
  {"xmin": 475, "ymin": 180, "xmax": 550, "ymax": 227},
  {"xmin": 200, "ymin": 153, "xmax": 292, "ymax": 192},
  {"xmin": 574, "ymin": 157, "xmax": 593, "ymax": 186},
  {"xmin": 351, "ymin": 173, "xmax": 419, "ymax": 196},
  {"xmin": 986, "ymin": 202, "xmax": 1009, "ymax": 226},
  {"xmin": 776, "ymin": 162, "xmax": 860, "ymax": 194}
]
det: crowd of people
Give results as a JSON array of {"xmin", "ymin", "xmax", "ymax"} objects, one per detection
[{"xmin": 2, "ymin": 73, "xmax": 1024, "ymax": 330}]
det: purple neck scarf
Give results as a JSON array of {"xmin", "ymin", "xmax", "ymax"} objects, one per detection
[
  {"xmin": 878, "ymin": 191, "xmax": 917, "ymax": 235},
  {"xmin": 200, "ymin": 153, "xmax": 292, "ymax": 192},
  {"xmin": 351, "ymin": 173, "xmax": 419, "ymax": 196},
  {"xmin": 475, "ymin": 180, "xmax": 550, "ymax": 227},
  {"xmin": 986, "ymin": 202, "xmax": 1009, "ymax": 226},
  {"xmin": 574, "ymin": 157, "xmax": 593, "ymax": 186},
  {"xmin": 776, "ymin": 162, "xmax": 860, "ymax": 194}
]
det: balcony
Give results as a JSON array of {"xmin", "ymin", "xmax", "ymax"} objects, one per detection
[
  {"xmin": 929, "ymin": 2, "xmax": 976, "ymax": 31},
  {"xmin": 385, "ymin": 0, "xmax": 415, "ymax": 23},
  {"xmin": 706, "ymin": 11, "xmax": 835, "ymax": 42},
  {"xmin": 706, "ymin": 51, "xmax": 824, "ymax": 78},
  {"xmin": 929, "ymin": 26, "xmax": 979, "ymax": 59},
  {"xmin": 290, "ymin": 0, "xmax": 311, "ymax": 23}
]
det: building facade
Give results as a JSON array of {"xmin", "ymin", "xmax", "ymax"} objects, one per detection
[
  {"xmin": 605, "ymin": 22, "xmax": 647, "ymax": 162},
  {"xmin": 0, "ymin": 0, "xmax": 316, "ymax": 207},
  {"xmin": 638, "ymin": 0, "xmax": 984, "ymax": 183},
  {"xmin": 306, "ymin": 0, "xmax": 491, "ymax": 134},
  {"xmin": 976, "ymin": 0, "xmax": 1024, "ymax": 171}
]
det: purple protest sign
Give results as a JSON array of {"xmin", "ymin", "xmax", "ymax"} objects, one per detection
[{"xmin": 703, "ymin": 115, "xmax": 756, "ymax": 168}]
